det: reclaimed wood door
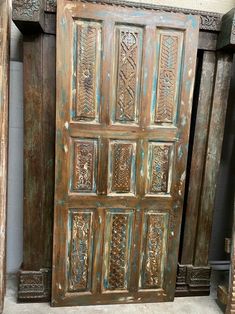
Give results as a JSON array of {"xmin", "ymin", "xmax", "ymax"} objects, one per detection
[
  {"xmin": 0, "ymin": 1, "xmax": 10, "ymax": 313},
  {"xmin": 52, "ymin": 0, "xmax": 199, "ymax": 306}
]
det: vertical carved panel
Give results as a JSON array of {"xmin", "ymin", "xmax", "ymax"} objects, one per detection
[
  {"xmin": 68, "ymin": 210, "xmax": 94, "ymax": 292},
  {"xmin": 147, "ymin": 143, "xmax": 173, "ymax": 194},
  {"xmin": 114, "ymin": 26, "xmax": 143, "ymax": 124},
  {"xmin": 103, "ymin": 210, "xmax": 133, "ymax": 291},
  {"xmin": 73, "ymin": 20, "xmax": 101, "ymax": 122},
  {"xmin": 140, "ymin": 212, "xmax": 168, "ymax": 289},
  {"xmin": 72, "ymin": 139, "xmax": 97, "ymax": 193},
  {"xmin": 154, "ymin": 32, "xmax": 183, "ymax": 125},
  {"xmin": 109, "ymin": 141, "xmax": 136, "ymax": 194}
]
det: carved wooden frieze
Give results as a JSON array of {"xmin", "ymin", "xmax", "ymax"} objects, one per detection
[
  {"xmin": 45, "ymin": 0, "xmax": 56, "ymax": 12},
  {"xmin": 13, "ymin": 0, "xmax": 43, "ymax": 21}
]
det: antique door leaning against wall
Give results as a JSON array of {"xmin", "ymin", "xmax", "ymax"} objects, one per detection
[{"xmin": 52, "ymin": 0, "xmax": 199, "ymax": 306}]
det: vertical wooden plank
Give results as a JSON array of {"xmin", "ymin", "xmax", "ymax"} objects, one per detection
[
  {"xmin": 0, "ymin": 1, "xmax": 10, "ymax": 312},
  {"xmin": 181, "ymin": 51, "xmax": 216, "ymax": 265},
  {"xmin": 194, "ymin": 53, "xmax": 233, "ymax": 266}
]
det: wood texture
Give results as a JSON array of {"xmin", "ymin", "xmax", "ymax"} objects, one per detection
[
  {"xmin": 52, "ymin": 1, "xmax": 198, "ymax": 306},
  {"xmin": 0, "ymin": 1, "xmax": 10, "ymax": 312}
]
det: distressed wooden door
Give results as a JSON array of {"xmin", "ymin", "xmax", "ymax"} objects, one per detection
[{"xmin": 52, "ymin": 0, "xmax": 199, "ymax": 306}]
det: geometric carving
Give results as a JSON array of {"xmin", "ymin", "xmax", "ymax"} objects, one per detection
[
  {"xmin": 103, "ymin": 210, "xmax": 133, "ymax": 291},
  {"xmin": 73, "ymin": 20, "xmax": 101, "ymax": 122},
  {"xmin": 115, "ymin": 26, "xmax": 142, "ymax": 123},
  {"xmin": 155, "ymin": 33, "xmax": 182, "ymax": 124},
  {"xmin": 68, "ymin": 211, "xmax": 93, "ymax": 292},
  {"xmin": 45, "ymin": 0, "xmax": 56, "ymax": 12},
  {"xmin": 72, "ymin": 140, "xmax": 97, "ymax": 193},
  {"xmin": 13, "ymin": 0, "xmax": 41, "ymax": 19},
  {"xmin": 109, "ymin": 141, "xmax": 136, "ymax": 194},
  {"xmin": 140, "ymin": 213, "xmax": 168, "ymax": 289},
  {"xmin": 148, "ymin": 143, "xmax": 172, "ymax": 194}
]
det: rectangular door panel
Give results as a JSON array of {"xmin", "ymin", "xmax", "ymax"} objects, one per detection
[{"xmin": 52, "ymin": 0, "xmax": 199, "ymax": 306}]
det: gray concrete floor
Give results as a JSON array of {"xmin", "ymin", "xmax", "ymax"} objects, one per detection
[{"xmin": 3, "ymin": 275, "xmax": 223, "ymax": 314}]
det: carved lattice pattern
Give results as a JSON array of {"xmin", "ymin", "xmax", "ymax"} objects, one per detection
[
  {"xmin": 69, "ymin": 213, "xmax": 92, "ymax": 291},
  {"xmin": 115, "ymin": 29, "xmax": 140, "ymax": 122},
  {"xmin": 111, "ymin": 143, "xmax": 133, "ymax": 192},
  {"xmin": 155, "ymin": 35, "xmax": 178, "ymax": 123},
  {"xmin": 108, "ymin": 214, "xmax": 128, "ymax": 289},
  {"xmin": 142, "ymin": 214, "xmax": 165, "ymax": 288},
  {"xmin": 75, "ymin": 22, "xmax": 100, "ymax": 121},
  {"xmin": 150, "ymin": 144, "xmax": 170, "ymax": 193},
  {"xmin": 73, "ymin": 141, "xmax": 96, "ymax": 192}
]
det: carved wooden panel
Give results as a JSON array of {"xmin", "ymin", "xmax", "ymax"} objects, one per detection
[
  {"xmin": 71, "ymin": 139, "xmax": 97, "ymax": 193},
  {"xmin": 108, "ymin": 141, "xmax": 136, "ymax": 195},
  {"xmin": 147, "ymin": 142, "xmax": 173, "ymax": 195},
  {"xmin": 113, "ymin": 26, "xmax": 143, "ymax": 124},
  {"xmin": 102, "ymin": 209, "xmax": 134, "ymax": 291},
  {"xmin": 140, "ymin": 212, "xmax": 168, "ymax": 289},
  {"xmin": 68, "ymin": 210, "xmax": 94, "ymax": 292},
  {"xmin": 53, "ymin": 0, "xmax": 199, "ymax": 306},
  {"xmin": 152, "ymin": 30, "xmax": 183, "ymax": 126},
  {"xmin": 72, "ymin": 20, "xmax": 101, "ymax": 122}
]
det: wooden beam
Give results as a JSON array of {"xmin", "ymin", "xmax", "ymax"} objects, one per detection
[{"xmin": 0, "ymin": 1, "xmax": 10, "ymax": 312}]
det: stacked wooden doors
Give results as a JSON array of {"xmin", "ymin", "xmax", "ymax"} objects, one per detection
[{"xmin": 52, "ymin": 1, "xmax": 199, "ymax": 306}]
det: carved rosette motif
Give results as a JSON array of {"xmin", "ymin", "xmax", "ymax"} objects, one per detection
[
  {"xmin": 73, "ymin": 21, "xmax": 101, "ymax": 121},
  {"xmin": 149, "ymin": 144, "xmax": 171, "ymax": 193},
  {"xmin": 108, "ymin": 214, "xmax": 129, "ymax": 290},
  {"xmin": 72, "ymin": 140, "xmax": 97, "ymax": 193},
  {"xmin": 155, "ymin": 35, "xmax": 178, "ymax": 124},
  {"xmin": 13, "ymin": 0, "xmax": 41, "ymax": 19},
  {"xmin": 69, "ymin": 212, "xmax": 92, "ymax": 291},
  {"xmin": 141, "ymin": 214, "xmax": 166, "ymax": 289},
  {"xmin": 111, "ymin": 142, "xmax": 134, "ymax": 193},
  {"xmin": 115, "ymin": 28, "xmax": 142, "ymax": 123}
]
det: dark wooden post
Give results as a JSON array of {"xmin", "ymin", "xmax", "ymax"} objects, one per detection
[
  {"xmin": 0, "ymin": 1, "xmax": 10, "ymax": 312},
  {"xmin": 12, "ymin": 0, "xmax": 56, "ymax": 302},
  {"xmin": 176, "ymin": 8, "xmax": 235, "ymax": 297}
]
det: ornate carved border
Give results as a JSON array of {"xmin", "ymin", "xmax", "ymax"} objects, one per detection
[
  {"xmin": 18, "ymin": 269, "xmax": 51, "ymax": 302},
  {"xmin": 81, "ymin": 0, "xmax": 222, "ymax": 31},
  {"xmin": 176, "ymin": 264, "xmax": 211, "ymax": 296}
]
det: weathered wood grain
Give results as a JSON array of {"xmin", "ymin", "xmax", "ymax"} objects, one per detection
[{"xmin": 0, "ymin": 1, "xmax": 10, "ymax": 313}]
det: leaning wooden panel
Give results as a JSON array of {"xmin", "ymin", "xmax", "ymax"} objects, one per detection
[
  {"xmin": 52, "ymin": 0, "xmax": 199, "ymax": 306},
  {"xmin": 0, "ymin": 1, "xmax": 10, "ymax": 313}
]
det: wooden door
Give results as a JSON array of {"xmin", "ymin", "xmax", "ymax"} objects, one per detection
[
  {"xmin": 0, "ymin": 1, "xmax": 10, "ymax": 313},
  {"xmin": 52, "ymin": 0, "xmax": 199, "ymax": 306}
]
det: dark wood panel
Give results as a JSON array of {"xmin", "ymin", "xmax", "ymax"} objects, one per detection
[{"xmin": 0, "ymin": 1, "xmax": 10, "ymax": 312}]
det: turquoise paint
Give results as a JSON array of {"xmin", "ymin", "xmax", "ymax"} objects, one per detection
[
  {"xmin": 189, "ymin": 15, "xmax": 197, "ymax": 29},
  {"xmin": 178, "ymin": 146, "xmax": 183, "ymax": 160}
]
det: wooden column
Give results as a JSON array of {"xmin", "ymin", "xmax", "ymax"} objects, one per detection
[
  {"xmin": 176, "ymin": 8, "xmax": 235, "ymax": 297},
  {"xmin": 0, "ymin": 0, "xmax": 10, "ymax": 312}
]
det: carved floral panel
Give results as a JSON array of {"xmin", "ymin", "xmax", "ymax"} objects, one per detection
[
  {"xmin": 72, "ymin": 20, "xmax": 102, "ymax": 122},
  {"xmin": 108, "ymin": 140, "xmax": 136, "ymax": 194},
  {"xmin": 140, "ymin": 212, "xmax": 168, "ymax": 289},
  {"xmin": 68, "ymin": 210, "xmax": 94, "ymax": 292},
  {"xmin": 71, "ymin": 139, "xmax": 97, "ymax": 193},
  {"xmin": 147, "ymin": 142, "xmax": 173, "ymax": 195}
]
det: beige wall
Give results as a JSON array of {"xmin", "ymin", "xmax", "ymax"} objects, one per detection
[{"xmin": 125, "ymin": 0, "xmax": 235, "ymax": 14}]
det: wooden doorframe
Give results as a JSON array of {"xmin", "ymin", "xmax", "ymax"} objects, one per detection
[
  {"xmin": 12, "ymin": 0, "xmax": 235, "ymax": 302},
  {"xmin": 0, "ymin": 0, "xmax": 10, "ymax": 312}
]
